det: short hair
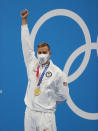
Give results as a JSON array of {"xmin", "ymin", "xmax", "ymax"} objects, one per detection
[{"xmin": 37, "ymin": 42, "xmax": 50, "ymax": 51}]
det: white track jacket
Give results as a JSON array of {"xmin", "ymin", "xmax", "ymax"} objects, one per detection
[{"xmin": 21, "ymin": 24, "xmax": 69, "ymax": 112}]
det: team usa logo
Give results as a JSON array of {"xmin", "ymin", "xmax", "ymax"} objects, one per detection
[{"xmin": 45, "ymin": 71, "xmax": 52, "ymax": 77}]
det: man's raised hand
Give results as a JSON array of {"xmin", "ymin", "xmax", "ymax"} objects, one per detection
[{"xmin": 20, "ymin": 9, "xmax": 29, "ymax": 25}]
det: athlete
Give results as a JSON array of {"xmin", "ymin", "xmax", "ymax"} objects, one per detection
[{"xmin": 20, "ymin": 9, "xmax": 69, "ymax": 131}]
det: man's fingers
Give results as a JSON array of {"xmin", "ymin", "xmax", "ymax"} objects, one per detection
[
  {"xmin": 21, "ymin": 13, "xmax": 28, "ymax": 18},
  {"xmin": 22, "ymin": 9, "xmax": 28, "ymax": 15},
  {"xmin": 20, "ymin": 9, "xmax": 28, "ymax": 19},
  {"xmin": 20, "ymin": 10, "xmax": 28, "ymax": 16}
]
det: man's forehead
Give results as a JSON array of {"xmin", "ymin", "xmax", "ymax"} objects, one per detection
[{"xmin": 37, "ymin": 46, "xmax": 49, "ymax": 51}]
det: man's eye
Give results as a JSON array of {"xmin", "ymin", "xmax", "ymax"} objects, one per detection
[
  {"xmin": 38, "ymin": 52, "xmax": 41, "ymax": 54},
  {"xmin": 43, "ymin": 52, "xmax": 47, "ymax": 54}
]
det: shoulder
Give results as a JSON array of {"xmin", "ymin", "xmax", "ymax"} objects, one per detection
[
  {"xmin": 50, "ymin": 60, "xmax": 67, "ymax": 78},
  {"xmin": 50, "ymin": 60, "xmax": 61, "ymax": 72},
  {"xmin": 51, "ymin": 61, "xmax": 67, "ymax": 81}
]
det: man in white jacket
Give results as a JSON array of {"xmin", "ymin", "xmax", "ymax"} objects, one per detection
[{"xmin": 20, "ymin": 9, "xmax": 69, "ymax": 131}]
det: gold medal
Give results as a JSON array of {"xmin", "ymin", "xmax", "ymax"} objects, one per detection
[{"xmin": 34, "ymin": 88, "xmax": 41, "ymax": 96}]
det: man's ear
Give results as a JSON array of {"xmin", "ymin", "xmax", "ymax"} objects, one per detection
[{"xmin": 49, "ymin": 51, "xmax": 51, "ymax": 56}]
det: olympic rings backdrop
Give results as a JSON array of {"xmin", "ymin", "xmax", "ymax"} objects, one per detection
[{"xmin": 0, "ymin": 0, "xmax": 98, "ymax": 131}]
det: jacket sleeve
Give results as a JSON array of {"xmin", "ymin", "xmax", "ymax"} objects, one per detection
[
  {"xmin": 55, "ymin": 71, "xmax": 69, "ymax": 103},
  {"xmin": 21, "ymin": 24, "xmax": 37, "ymax": 68}
]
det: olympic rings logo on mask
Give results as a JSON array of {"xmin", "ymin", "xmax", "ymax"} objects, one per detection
[{"xmin": 30, "ymin": 9, "xmax": 98, "ymax": 120}]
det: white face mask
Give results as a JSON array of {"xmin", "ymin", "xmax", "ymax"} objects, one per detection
[{"xmin": 37, "ymin": 52, "xmax": 49, "ymax": 65}]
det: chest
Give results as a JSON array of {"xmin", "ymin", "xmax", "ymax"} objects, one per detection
[{"xmin": 28, "ymin": 64, "xmax": 57, "ymax": 89}]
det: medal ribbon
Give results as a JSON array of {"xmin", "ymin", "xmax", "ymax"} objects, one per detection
[
  {"xmin": 36, "ymin": 65, "xmax": 40, "ymax": 81},
  {"xmin": 36, "ymin": 62, "xmax": 50, "ymax": 87}
]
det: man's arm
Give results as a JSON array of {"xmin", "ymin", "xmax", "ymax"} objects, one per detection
[
  {"xmin": 20, "ymin": 9, "xmax": 37, "ymax": 68},
  {"xmin": 56, "ymin": 72, "xmax": 69, "ymax": 104},
  {"xmin": 20, "ymin": 9, "xmax": 28, "ymax": 25}
]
